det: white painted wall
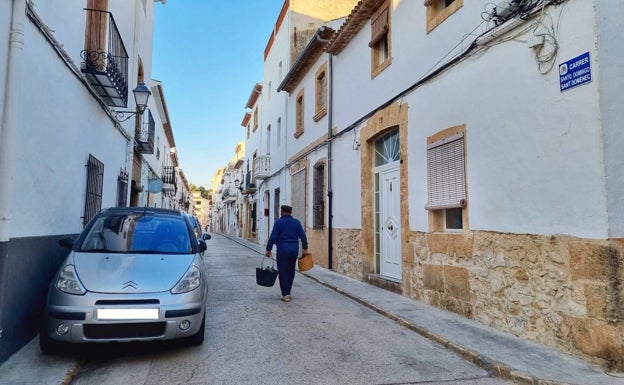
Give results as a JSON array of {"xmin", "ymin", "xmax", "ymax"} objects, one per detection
[
  {"xmin": 7, "ymin": 1, "xmax": 158, "ymax": 237},
  {"xmin": 406, "ymin": 0, "xmax": 607, "ymax": 238},
  {"xmin": 328, "ymin": 0, "xmax": 616, "ymax": 239},
  {"xmin": 0, "ymin": 1, "xmax": 13, "ymax": 117},
  {"xmin": 594, "ymin": 0, "xmax": 624, "ymax": 238},
  {"xmin": 330, "ymin": 128, "xmax": 363, "ymax": 229}
]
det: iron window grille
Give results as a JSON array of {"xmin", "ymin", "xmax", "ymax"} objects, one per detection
[
  {"xmin": 313, "ymin": 164, "xmax": 325, "ymax": 229},
  {"xmin": 84, "ymin": 154, "xmax": 104, "ymax": 226}
]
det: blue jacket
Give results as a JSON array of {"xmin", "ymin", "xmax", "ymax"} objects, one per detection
[{"xmin": 266, "ymin": 214, "xmax": 308, "ymax": 254}]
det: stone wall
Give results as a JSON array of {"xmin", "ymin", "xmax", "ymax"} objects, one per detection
[
  {"xmin": 307, "ymin": 228, "xmax": 328, "ymax": 268},
  {"xmin": 333, "ymin": 228, "xmax": 364, "ymax": 281},
  {"xmin": 330, "ymin": 225, "xmax": 623, "ymax": 368},
  {"xmin": 404, "ymin": 230, "xmax": 624, "ymax": 371}
]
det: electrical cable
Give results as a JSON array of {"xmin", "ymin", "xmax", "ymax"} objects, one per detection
[{"xmin": 268, "ymin": 0, "xmax": 569, "ymax": 173}]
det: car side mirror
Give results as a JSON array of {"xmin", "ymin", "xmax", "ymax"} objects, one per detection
[
  {"xmin": 198, "ymin": 239, "xmax": 207, "ymax": 253},
  {"xmin": 58, "ymin": 236, "xmax": 75, "ymax": 250},
  {"xmin": 202, "ymin": 233, "xmax": 211, "ymax": 240}
]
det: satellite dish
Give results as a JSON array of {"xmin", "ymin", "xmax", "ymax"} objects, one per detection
[{"xmin": 148, "ymin": 178, "xmax": 164, "ymax": 193}]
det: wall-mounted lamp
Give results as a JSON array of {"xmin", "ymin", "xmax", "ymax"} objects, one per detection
[
  {"xmin": 113, "ymin": 83, "xmax": 151, "ymax": 122},
  {"xmin": 234, "ymin": 179, "xmax": 243, "ymax": 191}
]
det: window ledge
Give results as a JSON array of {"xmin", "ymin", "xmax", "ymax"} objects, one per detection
[
  {"xmin": 372, "ymin": 57, "xmax": 392, "ymax": 79},
  {"xmin": 313, "ymin": 108, "xmax": 327, "ymax": 122}
]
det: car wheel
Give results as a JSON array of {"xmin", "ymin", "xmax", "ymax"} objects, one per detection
[{"xmin": 186, "ymin": 314, "xmax": 205, "ymax": 346}]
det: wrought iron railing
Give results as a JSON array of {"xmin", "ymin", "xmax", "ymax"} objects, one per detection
[
  {"xmin": 83, "ymin": 154, "xmax": 104, "ymax": 226},
  {"xmin": 242, "ymin": 171, "xmax": 257, "ymax": 194},
  {"xmin": 81, "ymin": 9, "xmax": 129, "ymax": 108},
  {"xmin": 254, "ymin": 155, "xmax": 271, "ymax": 179},
  {"xmin": 135, "ymin": 110, "xmax": 155, "ymax": 154},
  {"xmin": 162, "ymin": 165, "xmax": 177, "ymax": 194}
]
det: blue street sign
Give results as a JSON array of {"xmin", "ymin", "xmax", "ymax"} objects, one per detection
[{"xmin": 559, "ymin": 52, "xmax": 591, "ymax": 92}]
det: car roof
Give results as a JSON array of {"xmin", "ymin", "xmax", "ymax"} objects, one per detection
[{"xmin": 99, "ymin": 207, "xmax": 186, "ymax": 217}]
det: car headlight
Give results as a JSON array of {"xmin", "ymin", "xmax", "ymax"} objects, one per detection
[
  {"xmin": 56, "ymin": 264, "xmax": 86, "ymax": 295},
  {"xmin": 171, "ymin": 265, "xmax": 201, "ymax": 294}
]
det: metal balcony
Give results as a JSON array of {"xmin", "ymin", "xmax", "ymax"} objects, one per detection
[
  {"xmin": 222, "ymin": 186, "xmax": 238, "ymax": 203},
  {"xmin": 162, "ymin": 166, "xmax": 176, "ymax": 193},
  {"xmin": 135, "ymin": 110, "xmax": 155, "ymax": 154},
  {"xmin": 81, "ymin": 9, "xmax": 129, "ymax": 108},
  {"xmin": 241, "ymin": 172, "xmax": 257, "ymax": 195},
  {"xmin": 254, "ymin": 155, "xmax": 271, "ymax": 180}
]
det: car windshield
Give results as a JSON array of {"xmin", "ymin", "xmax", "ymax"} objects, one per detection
[{"xmin": 78, "ymin": 213, "xmax": 192, "ymax": 254}]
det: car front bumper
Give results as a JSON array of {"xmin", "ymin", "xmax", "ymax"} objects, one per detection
[{"xmin": 42, "ymin": 287, "xmax": 206, "ymax": 343}]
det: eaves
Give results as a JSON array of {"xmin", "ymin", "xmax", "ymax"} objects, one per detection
[
  {"xmin": 277, "ymin": 26, "xmax": 335, "ymax": 94},
  {"xmin": 326, "ymin": 0, "xmax": 386, "ymax": 55},
  {"xmin": 245, "ymin": 83, "xmax": 263, "ymax": 109}
]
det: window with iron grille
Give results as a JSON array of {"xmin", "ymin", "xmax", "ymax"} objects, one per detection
[
  {"xmin": 313, "ymin": 164, "xmax": 325, "ymax": 229},
  {"xmin": 84, "ymin": 154, "xmax": 104, "ymax": 226}
]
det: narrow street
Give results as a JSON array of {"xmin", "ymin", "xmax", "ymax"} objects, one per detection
[{"xmin": 68, "ymin": 234, "xmax": 513, "ymax": 385}]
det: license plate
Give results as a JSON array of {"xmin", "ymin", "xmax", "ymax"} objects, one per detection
[{"xmin": 96, "ymin": 308, "xmax": 159, "ymax": 320}]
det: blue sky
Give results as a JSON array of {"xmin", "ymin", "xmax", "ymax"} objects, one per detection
[{"xmin": 152, "ymin": 0, "xmax": 284, "ymax": 189}]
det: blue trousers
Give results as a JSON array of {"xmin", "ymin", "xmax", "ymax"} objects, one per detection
[{"xmin": 276, "ymin": 246, "xmax": 298, "ymax": 296}]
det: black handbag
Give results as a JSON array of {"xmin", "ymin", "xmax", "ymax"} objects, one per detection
[{"xmin": 256, "ymin": 257, "xmax": 278, "ymax": 287}]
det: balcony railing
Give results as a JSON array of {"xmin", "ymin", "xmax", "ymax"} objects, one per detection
[
  {"xmin": 254, "ymin": 155, "xmax": 271, "ymax": 180},
  {"xmin": 135, "ymin": 110, "xmax": 155, "ymax": 154},
  {"xmin": 241, "ymin": 171, "xmax": 257, "ymax": 195},
  {"xmin": 162, "ymin": 166, "xmax": 177, "ymax": 193},
  {"xmin": 81, "ymin": 9, "xmax": 129, "ymax": 108},
  {"xmin": 222, "ymin": 186, "xmax": 237, "ymax": 203}
]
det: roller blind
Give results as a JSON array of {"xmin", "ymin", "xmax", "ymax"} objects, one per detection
[{"xmin": 426, "ymin": 133, "xmax": 466, "ymax": 210}]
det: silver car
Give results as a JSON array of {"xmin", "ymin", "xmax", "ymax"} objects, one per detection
[{"xmin": 40, "ymin": 207, "xmax": 208, "ymax": 353}]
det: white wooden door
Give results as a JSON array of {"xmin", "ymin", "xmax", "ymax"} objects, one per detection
[{"xmin": 379, "ymin": 166, "xmax": 401, "ymax": 280}]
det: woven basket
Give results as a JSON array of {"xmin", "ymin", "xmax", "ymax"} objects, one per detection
[{"xmin": 298, "ymin": 252, "xmax": 314, "ymax": 272}]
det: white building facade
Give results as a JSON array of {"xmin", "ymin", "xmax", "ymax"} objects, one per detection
[
  {"xmin": 0, "ymin": 0, "xmax": 173, "ymax": 363},
  {"xmin": 242, "ymin": 0, "xmax": 624, "ymax": 370}
]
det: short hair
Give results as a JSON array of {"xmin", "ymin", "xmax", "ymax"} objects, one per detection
[{"xmin": 280, "ymin": 205, "xmax": 292, "ymax": 213}]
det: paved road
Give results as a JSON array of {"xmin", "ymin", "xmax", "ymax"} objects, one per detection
[{"xmin": 67, "ymin": 233, "xmax": 513, "ymax": 385}]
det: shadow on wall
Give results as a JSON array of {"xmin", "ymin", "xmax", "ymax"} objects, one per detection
[{"xmin": 0, "ymin": 234, "xmax": 75, "ymax": 364}]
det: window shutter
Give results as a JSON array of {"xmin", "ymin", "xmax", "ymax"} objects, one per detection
[
  {"xmin": 369, "ymin": 7, "xmax": 389, "ymax": 47},
  {"xmin": 291, "ymin": 170, "xmax": 307, "ymax": 226},
  {"xmin": 426, "ymin": 133, "xmax": 466, "ymax": 210}
]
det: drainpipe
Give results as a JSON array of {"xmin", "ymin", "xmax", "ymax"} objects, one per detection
[
  {"xmin": 312, "ymin": 29, "xmax": 334, "ymax": 270},
  {"xmin": 311, "ymin": 29, "xmax": 334, "ymax": 270},
  {"xmin": 326, "ymin": 53, "xmax": 334, "ymax": 270},
  {"xmin": 0, "ymin": 0, "xmax": 26, "ymax": 341}
]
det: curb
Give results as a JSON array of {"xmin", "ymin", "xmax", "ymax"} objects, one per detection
[{"xmin": 302, "ymin": 271, "xmax": 573, "ymax": 385}]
